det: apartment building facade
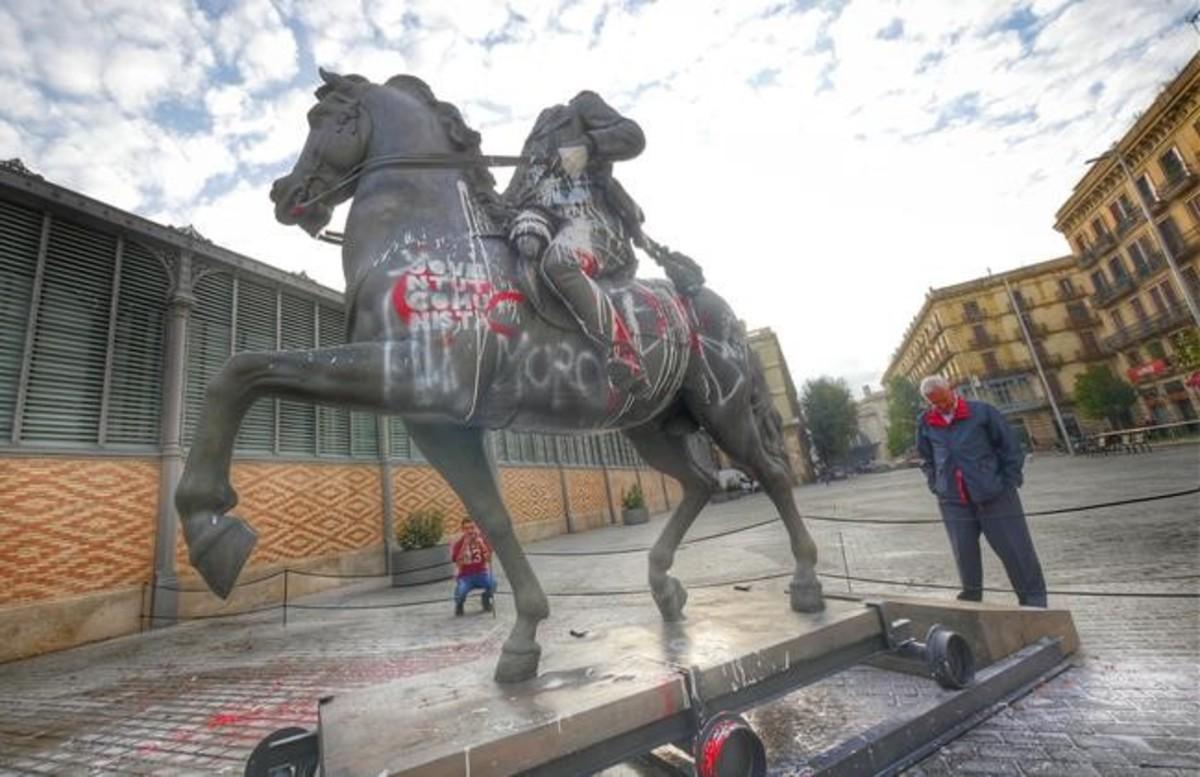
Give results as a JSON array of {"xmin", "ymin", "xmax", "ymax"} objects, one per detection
[
  {"xmin": 883, "ymin": 257, "xmax": 1109, "ymax": 448},
  {"xmin": 1053, "ymin": 53, "xmax": 1200, "ymax": 425},
  {"xmin": 746, "ymin": 327, "xmax": 815, "ymax": 483}
]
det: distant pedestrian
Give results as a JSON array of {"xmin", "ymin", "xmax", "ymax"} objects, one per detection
[
  {"xmin": 915, "ymin": 376, "xmax": 1047, "ymax": 607},
  {"xmin": 451, "ymin": 518, "xmax": 496, "ymax": 616}
]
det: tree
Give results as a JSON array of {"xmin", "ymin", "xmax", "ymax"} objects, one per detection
[
  {"xmin": 885, "ymin": 376, "xmax": 924, "ymax": 457},
  {"xmin": 1073, "ymin": 365, "xmax": 1137, "ymax": 428},
  {"xmin": 800, "ymin": 377, "xmax": 858, "ymax": 469}
]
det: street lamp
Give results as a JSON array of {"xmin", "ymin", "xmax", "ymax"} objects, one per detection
[{"xmin": 1084, "ymin": 145, "xmax": 1200, "ymax": 327}]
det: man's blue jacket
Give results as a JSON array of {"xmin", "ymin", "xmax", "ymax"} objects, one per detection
[{"xmin": 915, "ymin": 397, "xmax": 1025, "ymax": 505}]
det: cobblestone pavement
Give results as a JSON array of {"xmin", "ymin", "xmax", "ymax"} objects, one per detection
[{"xmin": 0, "ymin": 446, "xmax": 1196, "ymax": 775}]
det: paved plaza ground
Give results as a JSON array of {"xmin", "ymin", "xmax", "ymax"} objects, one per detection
[{"xmin": 0, "ymin": 445, "xmax": 1196, "ymax": 775}]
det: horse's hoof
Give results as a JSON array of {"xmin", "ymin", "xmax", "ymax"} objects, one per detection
[
  {"xmin": 494, "ymin": 644, "xmax": 541, "ymax": 684},
  {"xmin": 187, "ymin": 514, "xmax": 258, "ymax": 599},
  {"xmin": 790, "ymin": 577, "xmax": 825, "ymax": 613},
  {"xmin": 653, "ymin": 575, "xmax": 688, "ymax": 622}
]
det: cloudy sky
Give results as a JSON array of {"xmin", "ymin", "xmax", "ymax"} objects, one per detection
[{"xmin": 2, "ymin": 1, "xmax": 1197, "ymax": 393}]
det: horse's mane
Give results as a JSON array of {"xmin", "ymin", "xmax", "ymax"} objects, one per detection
[{"xmin": 381, "ymin": 75, "xmax": 511, "ymax": 225}]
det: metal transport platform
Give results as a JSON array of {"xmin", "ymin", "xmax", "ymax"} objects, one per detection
[{"xmin": 245, "ymin": 591, "xmax": 1079, "ymax": 777}]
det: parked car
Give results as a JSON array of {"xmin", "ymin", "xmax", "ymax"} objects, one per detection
[{"xmin": 717, "ymin": 468, "xmax": 758, "ymax": 494}]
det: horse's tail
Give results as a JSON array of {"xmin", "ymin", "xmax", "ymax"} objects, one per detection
[{"xmin": 747, "ymin": 346, "xmax": 791, "ymax": 467}]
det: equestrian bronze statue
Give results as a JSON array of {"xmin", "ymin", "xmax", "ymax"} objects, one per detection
[{"xmin": 175, "ymin": 71, "xmax": 823, "ymax": 683}]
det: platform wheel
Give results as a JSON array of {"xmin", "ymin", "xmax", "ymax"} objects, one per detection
[
  {"xmin": 244, "ymin": 726, "xmax": 319, "ymax": 777},
  {"xmin": 925, "ymin": 624, "xmax": 976, "ymax": 690},
  {"xmin": 693, "ymin": 712, "xmax": 766, "ymax": 777}
]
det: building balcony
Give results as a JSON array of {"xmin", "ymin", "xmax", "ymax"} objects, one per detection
[
  {"xmin": 1075, "ymin": 345, "xmax": 1108, "ymax": 362},
  {"xmin": 1159, "ymin": 169, "xmax": 1199, "ymax": 202},
  {"xmin": 1056, "ymin": 285, "xmax": 1087, "ymax": 302},
  {"xmin": 1114, "ymin": 210, "xmax": 1144, "ymax": 238},
  {"xmin": 1102, "ymin": 304, "xmax": 1193, "ymax": 352},
  {"xmin": 1065, "ymin": 311, "xmax": 1102, "ymax": 329},
  {"xmin": 980, "ymin": 361, "xmax": 1035, "ymax": 380},
  {"xmin": 1134, "ymin": 251, "xmax": 1167, "ymax": 281},
  {"xmin": 963, "ymin": 307, "xmax": 988, "ymax": 323},
  {"xmin": 1091, "ymin": 274, "xmax": 1136, "ymax": 307},
  {"xmin": 1034, "ymin": 352, "xmax": 1065, "ymax": 370},
  {"xmin": 993, "ymin": 396, "xmax": 1049, "ymax": 415}
]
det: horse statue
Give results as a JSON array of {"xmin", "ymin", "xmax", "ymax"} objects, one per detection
[{"xmin": 175, "ymin": 70, "xmax": 824, "ymax": 683}]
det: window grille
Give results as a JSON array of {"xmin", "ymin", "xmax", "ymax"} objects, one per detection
[
  {"xmin": 278, "ymin": 292, "xmax": 316, "ymax": 454},
  {"xmin": 184, "ymin": 271, "xmax": 232, "ymax": 447},
  {"xmin": 234, "ymin": 277, "xmax": 276, "ymax": 453},
  {"xmin": 0, "ymin": 199, "xmax": 43, "ymax": 441},
  {"xmin": 106, "ymin": 240, "xmax": 168, "ymax": 446},
  {"xmin": 388, "ymin": 416, "xmax": 413, "ymax": 459},
  {"xmin": 23, "ymin": 218, "xmax": 116, "ymax": 443},
  {"xmin": 316, "ymin": 304, "xmax": 351, "ymax": 456}
]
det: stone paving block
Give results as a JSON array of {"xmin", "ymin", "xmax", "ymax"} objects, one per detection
[
  {"xmin": 954, "ymin": 758, "xmax": 1021, "ymax": 774},
  {"xmin": 1017, "ymin": 760, "xmax": 1101, "ymax": 776},
  {"xmin": 1045, "ymin": 746, "xmax": 1131, "ymax": 765},
  {"xmin": 977, "ymin": 744, "xmax": 1048, "ymax": 761},
  {"xmin": 1126, "ymin": 751, "xmax": 1200, "ymax": 769}
]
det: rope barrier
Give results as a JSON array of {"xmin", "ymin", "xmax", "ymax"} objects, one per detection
[
  {"xmin": 140, "ymin": 564, "xmax": 1200, "ymax": 623},
  {"xmin": 152, "ymin": 484, "xmax": 1200, "ymax": 601},
  {"xmin": 154, "ymin": 568, "xmax": 287, "ymax": 594}
]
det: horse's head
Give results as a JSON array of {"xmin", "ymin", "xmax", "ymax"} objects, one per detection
[{"xmin": 271, "ymin": 68, "xmax": 372, "ymax": 236}]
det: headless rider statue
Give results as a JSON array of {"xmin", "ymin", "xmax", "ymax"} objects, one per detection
[{"xmin": 503, "ymin": 90, "xmax": 651, "ymax": 398}]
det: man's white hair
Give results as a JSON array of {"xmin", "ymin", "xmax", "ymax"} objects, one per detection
[{"xmin": 919, "ymin": 375, "xmax": 952, "ymax": 397}]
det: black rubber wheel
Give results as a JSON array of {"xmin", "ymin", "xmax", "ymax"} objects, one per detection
[
  {"xmin": 244, "ymin": 726, "xmax": 319, "ymax": 777},
  {"xmin": 925, "ymin": 625, "xmax": 976, "ymax": 690},
  {"xmin": 693, "ymin": 712, "xmax": 767, "ymax": 777}
]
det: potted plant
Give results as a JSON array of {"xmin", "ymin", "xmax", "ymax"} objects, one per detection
[
  {"xmin": 621, "ymin": 483, "xmax": 649, "ymax": 525},
  {"xmin": 390, "ymin": 508, "xmax": 453, "ymax": 587}
]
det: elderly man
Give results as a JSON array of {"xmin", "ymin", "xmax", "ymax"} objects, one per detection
[{"xmin": 915, "ymin": 375, "xmax": 1047, "ymax": 607}]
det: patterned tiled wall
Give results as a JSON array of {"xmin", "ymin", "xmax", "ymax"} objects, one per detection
[
  {"xmin": 0, "ymin": 458, "xmax": 159, "ymax": 605},
  {"xmin": 176, "ymin": 462, "xmax": 384, "ymax": 574},
  {"xmin": 3, "ymin": 454, "xmax": 678, "ymax": 612},
  {"xmin": 392, "ymin": 464, "xmax": 469, "ymax": 536},
  {"xmin": 499, "ymin": 467, "xmax": 565, "ymax": 525},
  {"xmin": 564, "ymin": 469, "xmax": 612, "ymax": 531},
  {"xmin": 643, "ymin": 470, "xmax": 670, "ymax": 514}
]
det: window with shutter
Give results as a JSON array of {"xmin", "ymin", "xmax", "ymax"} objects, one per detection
[
  {"xmin": 23, "ymin": 218, "xmax": 116, "ymax": 444},
  {"xmin": 0, "ymin": 199, "xmax": 43, "ymax": 441},
  {"xmin": 106, "ymin": 240, "xmax": 168, "ymax": 447},
  {"xmin": 388, "ymin": 416, "xmax": 412, "ymax": 459},
  {"xmin": 278, "ymin": 292, "xmax": 315, "ymax": 455},
  {"xmin": 317, "ymin": 304, "xmax": 351, "ymax": 456},
  {"xmin": 184, "ymin": 271, "xmax": 232, "ymax": 447},
  {"xmin": 234, "ymin": 278, "xmax": 276, "ymax": 453},
  {"xmin": 351, "ymin": 411, "xmax": 378, "ymax": 457}
]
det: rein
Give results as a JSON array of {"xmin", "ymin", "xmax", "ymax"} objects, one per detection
[{"xmin": 292, "ymin": 152, "xmax": 535, "ymax": 211}]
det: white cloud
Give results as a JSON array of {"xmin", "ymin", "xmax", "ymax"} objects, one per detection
[
  {"xmin": 214, "ymin": 0, "xmax": 300, "ymax": 87},
  {"xmin": 4, "ymin": 0, "xmax": 1197, "ymax": 394}
]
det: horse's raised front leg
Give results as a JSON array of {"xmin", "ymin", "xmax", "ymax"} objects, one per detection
[
  {"xmin": 175, "ymin": 342, "xmax": 460, "ymax": 598},
  {"xmin": 404, "ymin": 421, "xmax": 549, "ymax": 683},
  {"xmin": 625, "ymin": 423, "xmax": 717, "ymax": 621}
]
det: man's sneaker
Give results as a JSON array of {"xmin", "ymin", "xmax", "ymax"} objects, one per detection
[
  {"xmin": 482, "ymin": 592, "xmax": 494, "ymax": 612},
  {"xmin": 454, "ymin": 600, "xmax": 464, "ymax": 616}
]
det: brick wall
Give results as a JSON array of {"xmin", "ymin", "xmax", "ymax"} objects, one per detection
[
  {"xmin": 174, "ymin": 461, "xmax": 385, "ymax": 576},
  {"xmin": 563, "ymin": 469, "xmax": 612, "ymax": 532},
  {"xmin": 0, "ymin": 457, "xmax": 158, "ymax": 605}
]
